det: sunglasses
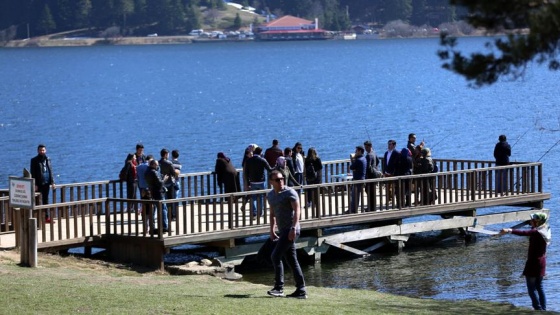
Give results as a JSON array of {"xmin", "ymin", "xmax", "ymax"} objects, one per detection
[{"xmin": 272, "ymin": 177, "xmax": 284, "ymax": 182}]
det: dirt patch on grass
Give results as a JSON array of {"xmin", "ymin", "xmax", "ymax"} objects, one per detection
[{"xmin": 0, "ymin": 250, "xmax": 161, "ymax": 276}]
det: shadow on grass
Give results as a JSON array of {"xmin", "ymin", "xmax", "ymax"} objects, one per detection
[{"xmin": 224, "ymin": 294, "xmax": 253, "ymax": 299}]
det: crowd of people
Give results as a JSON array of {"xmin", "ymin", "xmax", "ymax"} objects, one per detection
[
  {"xmin": 118, "ymin": 144, "xmax": 181, "ymax": 234},
  {"xmin": 208, "ymin": 135, "xmax": 440, "ymax": 216}
]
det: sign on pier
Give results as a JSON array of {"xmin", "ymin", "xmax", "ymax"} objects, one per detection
[{"xmin": 9, "ymin": 176, "xmax": 34, "ymax": 209}]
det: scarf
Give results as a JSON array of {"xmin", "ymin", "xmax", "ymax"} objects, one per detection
[{"xmin": 537, "ymin": 224, "xmax": 552, "ymax": 246}]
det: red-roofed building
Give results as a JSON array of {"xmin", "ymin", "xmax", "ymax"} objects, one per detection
[{"xmin": 256, "ymin": 15, "xmax": 333, "ymax": 41}]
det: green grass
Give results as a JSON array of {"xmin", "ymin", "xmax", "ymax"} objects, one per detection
[{"xmin": 0, "ymin": 252, "xmax": 551, "ymax": 315}]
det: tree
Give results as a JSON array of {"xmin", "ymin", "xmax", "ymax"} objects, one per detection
[
  {"xmin": 37, "ymin": 4, "xmax": 56, "ymax": 35},
  {"xmin": 382, "ymin": 0, "xmax": 412, "ymax": 24},
  {"xmin": 90, "ymin": 0, "xmax": 115, "ymax": 28},
  {"xmin": 233, "ymin": 13, "xmax": 242, "ymax": 29},
  {"xmin": 75, "ymin": 0, "xmax": 93, "ymax": 29},
  {"xmin": 115, "ymin": 0, "xmax": 135, "ymax": 32},
  {"xmin": 185, "ymin": 4, "xmax": 202, "ymax": 31},
  {"xmin": 439, "ymin": 0, "xmax": 560, "ymax": 87}
]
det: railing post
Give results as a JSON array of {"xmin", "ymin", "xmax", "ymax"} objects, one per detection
[
  {"xmin": 228, "ymin": 196, "xmax": 234, "ymax": 230},
  {"xmin": 537, "ymin": 164, "xmax": 542, "ymax": 193},
  {"xmin": 470, "ymin": 170, "xmax": 476, "ymax": 201}
]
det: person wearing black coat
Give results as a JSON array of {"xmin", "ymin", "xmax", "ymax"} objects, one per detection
[
  {"xmin": 396, "ymin": 148, "xmax": 413, "ymax": 207},
  {"xmin": 30, "ymin": 144, "xmax": 55, "ymax": 222},
  {"xmin": 144, "ymin": 160, "xmax": 170, "ymax": 233},
  {"xmin": 215, "ymin": 152, "xmax": 240, "ymax": 199},
  {"xmin": 304, "ymin": 147, "xmax": 323, "ymax": 208},
  {"xmin": 494, "ymin": 134, "xmax": 511, "ymax": 193},
  {"xmin": 383, "ymin": 140, "xmax": 400, "ymax": 204}
]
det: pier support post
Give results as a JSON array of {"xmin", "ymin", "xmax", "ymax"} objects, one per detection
[
  {"xmin": 313, "ymin": 251, "xmax": 322, "ymax": 263},
  {"xmin": 396, "ymin": 240, "xmax": 404, "ymax": 253},
  {"xmin": 389, "ymin": 235, "xmax": 409, "ymax": 254}
]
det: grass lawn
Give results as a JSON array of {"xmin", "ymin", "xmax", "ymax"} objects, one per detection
[{"xmin": 0, "ymin": 251, "xmax": 547, "ymax": 315}]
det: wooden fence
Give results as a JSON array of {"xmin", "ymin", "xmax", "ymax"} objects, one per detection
[{"xmin": 5, "ymin": 159, "xmax": 545, "ymax": 247}]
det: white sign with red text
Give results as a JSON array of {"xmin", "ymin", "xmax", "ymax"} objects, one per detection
[{"xmin": 9, "ymin": 177, "xmax": 34, "ymax": 209}]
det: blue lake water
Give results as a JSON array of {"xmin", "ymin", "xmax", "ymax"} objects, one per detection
[{"xmin": 1, "ymin": 38, "xmax": 559, "ymax": 311}]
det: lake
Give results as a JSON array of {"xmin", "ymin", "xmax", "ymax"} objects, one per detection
[{"xmin": 0, "ymin": 37, "xmax": 558, "ymax": 311}]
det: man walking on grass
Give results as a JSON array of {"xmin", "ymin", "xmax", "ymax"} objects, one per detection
[{"xmin": 266, "ymin": 170, "xmax": 307, "ymax": 299}]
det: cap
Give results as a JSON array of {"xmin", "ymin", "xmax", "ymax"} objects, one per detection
[
  {"xmin": 530, "ymin": 212, "xmax": 547, "ymax": 224},
  {"xmin": 356, "ymin": 145, "xmax": 365, "ymax": 151},
  {"xmin": 364, "ymin": 140, "xmax": 372, "ymax": 146}
]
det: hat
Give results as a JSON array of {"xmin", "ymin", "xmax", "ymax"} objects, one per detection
[
  {"xmin": 530, "ymin": 212, "xmax": 548, "ymax": 225},
  {"xmin": 364, "ymin": 140, "xmax": 372, "ymax": 146},
  {"xmin": 356, "ymin": 145, "xmax": 365, "ymax": 152}
]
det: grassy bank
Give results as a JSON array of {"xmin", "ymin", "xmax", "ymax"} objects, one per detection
[{"xmin": 0, "ymin": 251, "xmax": 547, "ymax": 315}]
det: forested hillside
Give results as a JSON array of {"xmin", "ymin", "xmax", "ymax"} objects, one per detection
[{"xmin": 0, "ymin": 0, "xmax": 466, "ymax": 40}]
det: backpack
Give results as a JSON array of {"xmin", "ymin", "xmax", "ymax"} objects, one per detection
[
  {"xmin": 367, "ymin": 155, "xmax": 382, "ymax": 178},
  {"xmin": 119, "ymin": 165, "xmax": 127, "ymax": 181},
  {"xmin": 305, "ymin": 162, "xmax": 317, "ymax": 183}
]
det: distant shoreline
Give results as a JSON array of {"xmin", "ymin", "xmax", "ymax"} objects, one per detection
[
  {"xmin": 3, "ymin": 31, "xmax": 495, "ymax": 48},
  {"xmin": 3, "ymin": 35, "xmax": 195, "ymax": 48}
]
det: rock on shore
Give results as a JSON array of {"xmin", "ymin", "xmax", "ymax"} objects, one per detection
[{"xmin": 166, "ymin": 258, "xmax": 243, "ymax": 280}]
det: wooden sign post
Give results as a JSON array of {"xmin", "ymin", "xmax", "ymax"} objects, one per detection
[{"xmin": 9, "ymin": 176, "xmax": 36, "ymax": 267}]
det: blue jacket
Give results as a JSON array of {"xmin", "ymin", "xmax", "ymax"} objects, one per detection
[
  {"xmin": 350, "ymin": 155, "xmax": 367, "ymax": 180},
  {"xmin": 136, "ymin": 161, "xmax": 149, "ymax": 189}
]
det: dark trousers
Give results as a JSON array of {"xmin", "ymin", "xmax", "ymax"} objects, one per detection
[
  {"xmin": 126, "ymin": 181, "xmax": 137, "ymax": 211},
  {"xmin": 271, "ymin": 228, "xmax": 306, "ymax": 291},
  {"xmin": 37, "ymin": 184, "xmax": 51, "ymax": 219},
  {"xmin": 140, "ymin": 188, "xmax": 154, "ymax": 232},
  {"xmin": 526, "ymin": 276, "xmax": 546, "ymax": 310},
  {"xmin": 397, "ymin": 179, "xmax": 411, "ymax": 207},
  {"xmin": 496, "ymin": 169, "xmax": 508, "ymax": 193},
  {"xmin": 350, "ymin": 183, "xmax": 363, "ymax": 213},
  {"xmin": 366, "ymin": 182, "xmax": 377, "ymax": 211}
]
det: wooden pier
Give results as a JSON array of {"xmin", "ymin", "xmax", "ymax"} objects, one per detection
[{"xmin": 0, "ymin": 158, "xmax": 550, "ymax": 270}]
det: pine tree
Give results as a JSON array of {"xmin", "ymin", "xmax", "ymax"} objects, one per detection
[
  {"xmin": 233, "ymin": 13, "xmax": 242, "ymax": 29},
  {"xmin": 37, "ymin": 4, "xmax": 56, "ymax": 35}
]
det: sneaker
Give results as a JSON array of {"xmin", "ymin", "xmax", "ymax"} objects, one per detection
[
  {"xmin": 45, "ymin": 218, "xmax": 54, "ymax": 224},
  {"xmin": 267, "ymin": 287, "xmax": 284, "ymax": 297},
  {"xmin": 286, "ymin": 289, "xmax": 307, "ymax": 299}
]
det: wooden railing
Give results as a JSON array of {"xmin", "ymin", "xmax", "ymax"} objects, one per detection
[
  {"xmin": 6, "ymin": 159, "xmax": 545, "ymax": 246},
  {"xmin": 18, "ymin": 158, "xmax": 501, "ymax": 207}
]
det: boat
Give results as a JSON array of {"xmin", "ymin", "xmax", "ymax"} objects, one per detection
[{"xmin": 342, "ymin": 32, "xmax": 357, "ymax": 40}]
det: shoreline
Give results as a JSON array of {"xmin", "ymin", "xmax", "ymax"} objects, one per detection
[{"xmin": 2, "ymin": 33, "xmax": 466, "ymax": 48}]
